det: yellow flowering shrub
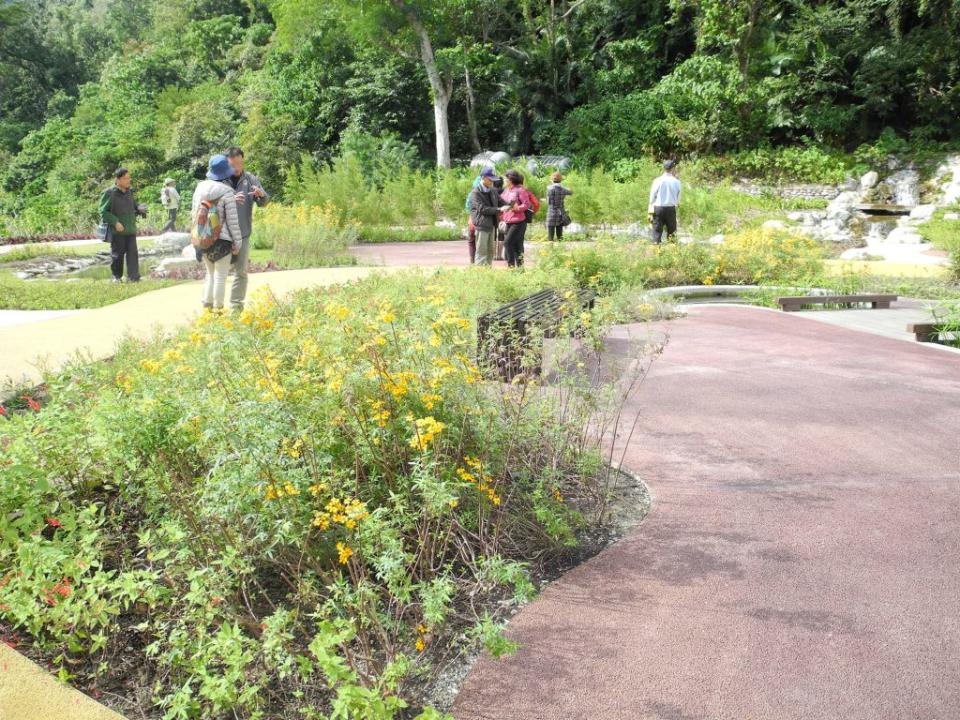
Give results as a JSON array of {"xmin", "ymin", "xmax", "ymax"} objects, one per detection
[{"xmin": 0, "ymin": 266, "xmax": 646, "ymax": 720}]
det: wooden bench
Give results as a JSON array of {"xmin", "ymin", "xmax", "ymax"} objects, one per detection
[
  {"xmin": 477, "ymin": 288, "xmax": 595, "ymax": 381},
  {"xmin": 908, "ymin": 322, "xmax": 960, "ymax": 344},
  {"xmin": 908, "ymin": 322, "xmax": 939, "ymax": 342},
  {"xmin": 776, "ymin": 294, "xmax": 897, "ymax": 312}
]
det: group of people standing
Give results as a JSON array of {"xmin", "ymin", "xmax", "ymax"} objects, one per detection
[
  {"xmin": 465, "ymin": 158, "xmax": 681, "ymax": 266},
  {"xmin": 466, "ymin": 168, "xmax": 573, "ymax": 267},
  {"xmin": 97, "ymin": 146, "xmax": 268, "ymax": 310}
]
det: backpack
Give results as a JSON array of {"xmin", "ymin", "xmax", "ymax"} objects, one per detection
[{"xmin": 191, "ymin": 199, "xmax": 223, "ymax": 249}]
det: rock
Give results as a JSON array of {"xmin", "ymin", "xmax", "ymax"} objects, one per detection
[
  {"xmin": 944, "ymin": 212, "xmax": 960, "ymax": 220},
  {"xmin": 909, "ymin": 204, "xmax": 936, "ymax": 220},
  {"xmin": 706, "ymin": 234, "xmax": 725, "ymax": 244},
  {"xmin": 625, "ymin": 222, "xmax": 646, "ymax": 237},
  {"xmin": 434, "ymin": 219, "xmax": 457, "ymax": 229},
  {"xmin": 181, "ymin": 243, "xmax": 197, "ymax": 258},
  {"xmin": 489, "ymin": 151, "xmax": 511, "ymax": 165},
  {"xmin": 761, "ymin": 220, "xmax": 787, "ymax": 230},
  {"xmin": 886, "ymin": 227, "xmax": 925, "ymax": 244},
  {"xmin": 826, "ymin": 190, "xmax": 858, "ymax": 219},
  {"xmin": 154, "ymin": 232, "xmax": 191, "ymax": 252},
  {"xmin": 154, "ymin": 257, "xmax": 198, "ymax": 275},
  {"xmin": 859, "ymin": 171, "xmax": 879, "ymax": 191},
  {"xmin": 786, "ymin": 211, "xmax": 804, "ymax": 222},
  {"xmin": 830, "ymin": 210, "xmax": 851, "ymax": 224},
  {"xmin": 566, "ymin": 222, "xmax": 584, "ymax": 234}
]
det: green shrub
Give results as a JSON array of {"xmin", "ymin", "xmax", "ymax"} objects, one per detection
[{"xmin": 918, "ymin": 211, "xmax": 960, "ymax": 280}]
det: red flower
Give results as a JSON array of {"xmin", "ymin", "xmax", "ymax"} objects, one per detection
[
  {"xmin": 0, "ymin": 405, "xmax": 7, "ymax": 417},
  {"xmin": 23, "ymin": 396, "xmax": 40, "ymax": 412},
  {"xmin": 45, "ymin": 517, "xmax": 62, "ymax": 528}
]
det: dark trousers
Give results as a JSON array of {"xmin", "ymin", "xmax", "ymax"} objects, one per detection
[
  {"xmin": 468, "ymin": 222, "xmax": 476, "ymax": 264},
  {"xmin": 110, "ymin": 235, "xmax": 140, "ymax": 281},
  {"xmin": 548, "ymin": 224, "xmax": 564, "ymax": 241},
  {"xmin": 652, "ymin": 205, "xmax": 678, "ymax": 244},
  {"xmin": 504, "ymin": 222, "xmax": 527, "ymax": 267},
  {"xmin": 161, "ymin": 208, "xmax": 178, "ymax": 233}
]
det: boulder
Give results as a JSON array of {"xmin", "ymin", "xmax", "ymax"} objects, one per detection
[
  {"xmin": 909, "ymin": 204, "xmax": 936, "ymax": 220},
  {"xmin": 826, "ymin": 190, "xmax": 858, "ymax": 219},
  {"xmin": 706, "ymin": 234, "xmax": 725, "ymax": 244},
  {"xmin": 154, "ymin": 232, "xmax": 191, "ymax": 252},
  {"xmin": 886, "ymin": 227, "xmax": 925, "ymax": 244},
  {"xmin": 761, "ymin": 219, "xmax": 787, "ymax": 230},
  {"xmin": 859, "ymin": 171, "xmax": 879, "ymax": 191},
  {"xmin": 434, "ymin": 219, "xmax": 457, "ymax": 229},
  {"xmin": 944, "ymin": 212, "xmax": 960, "ymax": 221},
  {"xmin": 155, "ymin": 257, "xmax": 198, "ymax": 275},
  {"xmin": 566, "ymin": 222, "xmax": 584, "ymax": 234},
  {"xmin": 181, "ymin": 243, "xmax": 197, "ymax": 259},
  {"xmin": 489, "ymin": 151, "xmax": 511, "ymax": 165}
]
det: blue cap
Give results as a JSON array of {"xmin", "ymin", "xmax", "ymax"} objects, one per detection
[
  {"xmin": 207, "ymin": 154, "xmax": 233, "ymax": 181},
  {"xmin": 480, "ymin": 167, "xmax": 499, "ymax": 180}
]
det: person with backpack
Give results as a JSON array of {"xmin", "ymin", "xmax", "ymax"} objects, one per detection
[
  {"xmin": 498, "ymin": 170, "xmax": 539, "ymax": 268},
  {"xmin": 192, "ymin": 155, "xmax": 243, "ymax": 310},
  {"xmin": 98, "ymin": 167, "xmax": 147, "ymax": 282},
  {"xmin": 225, "ymin": 146, "xmax": 269, "ymax": 310},
  {"xmin": 469, "ymin": 167, "xmax": 510, "ymax": 266},
  {"xmin": 546, "ymin": 172, "xmax": 573, "ymax": 241},
  {"xmin": 160, "ymin": 178, "xmax": 180, "ymax": 233},
  {"xmin": 648, "ymin": 159, "xmax": 682, "ymax": 244}
]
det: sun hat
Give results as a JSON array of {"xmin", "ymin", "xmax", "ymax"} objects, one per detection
[
  {"xmin": 164, "ymin": 177, "xmax": 176, "ymax": 186},
  {"xmin": 206, "ymin": 154, "xmax": 232, "ymax": 181}
]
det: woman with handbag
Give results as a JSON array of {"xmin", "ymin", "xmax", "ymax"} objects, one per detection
[
  {"xmin": 498, "ymin": 170, "xmax": 539, "ymax": 268},
  {"xmin": 192, "ymin": 155, "xmax": 243, "ymax": 310},
  {"xmin": 546, "ymin": 171, "xmax": 573, "ymax": 241}
]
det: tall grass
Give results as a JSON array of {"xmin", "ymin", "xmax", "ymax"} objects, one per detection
[
  {"xmin": 250, "ymin": 203, "xmax": 358, "ymax": 267},
  {"xmin": 287, "ymin": 155, "xmax": 826, "ymax": 239}
]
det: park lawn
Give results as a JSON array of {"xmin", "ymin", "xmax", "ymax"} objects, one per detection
[{"xmin": 0, "ymin": 271, "xmax": 179, "ymax": 310}]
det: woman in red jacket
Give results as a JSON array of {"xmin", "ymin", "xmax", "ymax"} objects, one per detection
[{"xmin": 499, "ymin": 170, "xmax": 540, "ymax": 267}]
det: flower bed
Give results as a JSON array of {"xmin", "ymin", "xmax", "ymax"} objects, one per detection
[{"xmin": 0, "ymin": 267, "xmax": 651, "ymax": 719}]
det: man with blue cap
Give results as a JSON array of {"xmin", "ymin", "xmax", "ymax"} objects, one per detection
[{"xmin": 469, "ymin": 167, "xmax": 511, "ymax": 266}]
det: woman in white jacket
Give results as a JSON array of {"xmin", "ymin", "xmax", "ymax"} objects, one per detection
[{"xmin": 193, "ymin": 155, "xmax": 243, "ymax": 310}]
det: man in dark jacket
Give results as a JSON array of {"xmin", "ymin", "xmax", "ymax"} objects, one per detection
[
  {"xmin": 470, "ymin": 167, "xmax": 509, "ymax": 266},
  {"xmin": 98, "ymin": 167, "xmax": 146, "ymax": 282},
  {"xmin": 225, "ymin": 146, "xmax": 269, "ymax": 309}
]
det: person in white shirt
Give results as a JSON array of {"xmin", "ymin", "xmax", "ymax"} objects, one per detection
[
  {"xmin": 647, "ymin": 159, "xmax": 681, "ymax": 244},
  {"xmin": 160, "ymin": 178, "xmax": 181, "ymax": 233}
]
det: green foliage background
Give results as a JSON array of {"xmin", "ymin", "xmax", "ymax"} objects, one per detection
[{"xmin": 2, "ymin": 0, "xmax": 959, "ymax": 234}]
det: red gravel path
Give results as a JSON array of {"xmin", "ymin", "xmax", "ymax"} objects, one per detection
[{"xmin": 453, "ymin": 305, "xmax": 960, "ymax": 720}]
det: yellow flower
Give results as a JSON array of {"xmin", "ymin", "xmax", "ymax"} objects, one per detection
[
  {"xmin": 409, "ymin": 416, "xmax": 446, "ymax": 451},
  {"xmin": 312, "ymin": 512, "xmax": 331, "ymax": 530},
  {"xmin": 336, "ymin": 542, "xmax": 353, "ymax": 565},
  {"xmin": 115, "ymin": 372, "xmax": 134, "ymax": 393},
  {"xmin": 415, "ymin": 637, "xmax": 426, "ymax": 652},
  {"xmin": 139, "ymin": 359, "xmax": 162, "ymax": 374}
]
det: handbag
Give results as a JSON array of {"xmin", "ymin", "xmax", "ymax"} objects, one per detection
[
  {"xmin": 561, "ymin": 210, "xmax": 572, "ymax": 227},
  {"xmin": 498, "ymin": 220, "xmax": 508, "ymax": 235},
  {"xmin": 522, "ymin": 189, "xmax": 535, "ymax": 223},
  {"xmin": 96, "ymin": 222, "xmax": 113, "ymax": 243}
]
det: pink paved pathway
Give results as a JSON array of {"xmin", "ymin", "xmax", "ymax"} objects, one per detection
[
  {"xmin": 350, "ymin": 240, "xmax": 472, "ymax": 266},
  {"xmin": 454, "ymin": 305, "xmax": 960, "ymax": 720}
]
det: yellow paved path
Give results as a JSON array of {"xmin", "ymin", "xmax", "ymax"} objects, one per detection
[
  {"xmin": 0, "ymin": 643, "xmax": 124, "ymax": 720},
  {"xmin": 1, "ymin": 267, "xmax": 390, "ymax": 391}
]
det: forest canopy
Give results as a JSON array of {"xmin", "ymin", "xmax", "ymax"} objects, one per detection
[{"xmin": 1, "ymin": 0, "xmax": 958, "ymax": 232}]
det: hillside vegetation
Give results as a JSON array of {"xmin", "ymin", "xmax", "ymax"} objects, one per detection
[{"xmin": 1, "ymin": 0, "xmax": 959, "ymax": 234}]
